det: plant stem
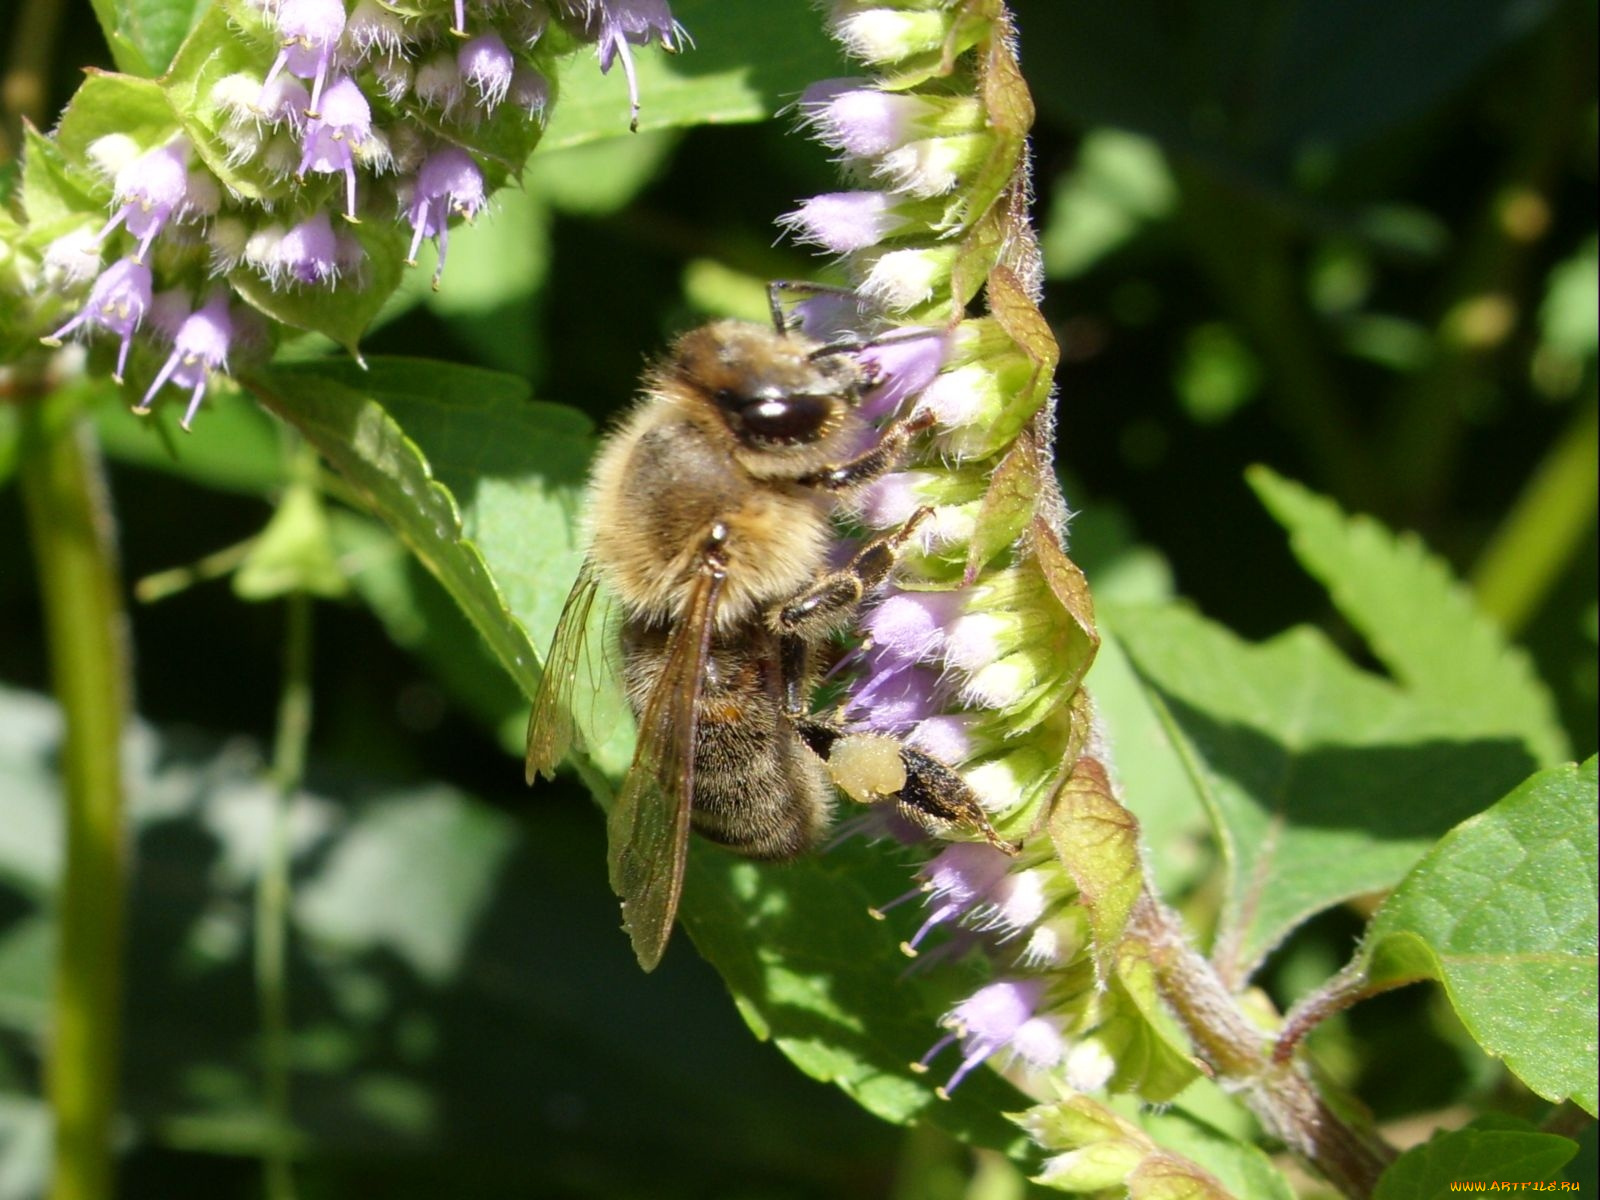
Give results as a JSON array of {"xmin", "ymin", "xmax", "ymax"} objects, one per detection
[
  {"xmin": 1470, "ymin": 394, "xmax": 1599, "ymax": 636},
  {"xmin": 255, "ymin": 573, "xmax": 315, "ymax": 1200},
  {"xmin": 1130, "ymin": 895, "xmax": 1396, "ymax": 1198},
  {"xmin": 19, "ymin": 390, "xmax": 131, "ymax": 1200}
]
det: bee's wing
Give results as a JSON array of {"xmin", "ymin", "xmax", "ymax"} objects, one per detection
[
  {"xmin": 607, "ymin": 559, "xmax": 726, "ymax": 972},
  {"xmin": 525, "ymin": 559, "xmax": 603, "ymax": 784}
]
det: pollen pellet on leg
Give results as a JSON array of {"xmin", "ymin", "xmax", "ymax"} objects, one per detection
[{"xmin": 826, "ymin": 732, "xmax": 908, "ymax": 803}]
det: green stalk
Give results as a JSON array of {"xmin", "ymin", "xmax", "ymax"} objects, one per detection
[
  {"xmin": 19, "ymin": 396, "xmax": 131, "ymax": 1200},
  {"xmin": 255, "ymin": 551, "xmax": 316, "ymax": 1200},
  {"xmin": 1471, "ymin": 394, "xmax": 1599, "ymax": 635}
]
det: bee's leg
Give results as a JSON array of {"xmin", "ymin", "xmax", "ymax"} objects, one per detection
[
  {"xmin": 797, "ymin": 410, "xmax": 936, "ymax": 492},
  {"xmin": 796, "ymin": 719, "xmax": 1019, "ymax": 855},
  {"xmin": 769, "ymin": 507, "xmax": 934, "ymax": 647},
  {"xmin": 766, "ymin": 279, "xmax": 861, "ymax": 333}
]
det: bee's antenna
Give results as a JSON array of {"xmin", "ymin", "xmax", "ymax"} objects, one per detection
[{"xmin": 766, "ymin": 281, "xmax": 790, "ymax": 336}]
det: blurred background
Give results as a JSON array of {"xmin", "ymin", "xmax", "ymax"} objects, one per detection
[{"xmin": 1, "ymin": 0, "xmax": 1595, "ymax": 1195}]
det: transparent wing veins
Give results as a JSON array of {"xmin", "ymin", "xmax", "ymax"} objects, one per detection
[
  {"xmin": 525, "ymin": 559, "xmax": 602, "ymax": 785},
  {"xmin": 607, "ymin": 561, "xmax": 725, "ymax": 971}
]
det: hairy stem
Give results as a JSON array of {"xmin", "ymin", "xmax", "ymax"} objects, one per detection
[
  {"xmin": 1130, "ymin": 894, "xmax": 1396, "ymax": 1198},
  {"xmin": 20, "ymin": 389, "xmax": 131, "ymax": 1200}
]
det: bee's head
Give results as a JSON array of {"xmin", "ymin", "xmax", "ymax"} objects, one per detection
[{"xmin": 669, "ymin": 320, "xmax": 865, "ymax": 454}]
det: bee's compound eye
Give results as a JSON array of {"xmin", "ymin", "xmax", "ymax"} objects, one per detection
[{"xmin": 740, "ymin": 393, "xmax": 834, "ymax": 444}]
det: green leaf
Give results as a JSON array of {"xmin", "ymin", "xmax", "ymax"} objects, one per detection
[
  {"xmin": 229, "ymin": 220, "xmax": 407, "ymax": 358},
  {"xmin": 243, "ymin": 359, "xmax": 561, "ymax": 698},
  {"xmin": 1049, "ymin": 757, "xmax": 1141, "ymax": 987},
  {"xmin": 93, "ymin": 379, "xmax": 286, "ymax": 496},
  {"xmin": 423, "ymin": 184, "xmax": 552, "ymax": 378},
  {"xmin": 54, "ymin": 71, "xmax": 179, "ymax": 163},
  {"xmin": 678, "ymin": 846, "xmax": 1035, "ymax": 1157},
  {"xmin": 1104, "ymin": 952, "xmax": 1201, "ymax": 1101},
  {"xmin": 1248, "ymin": 466, "xmax": 1569, "ymax": 766},
  {"xmin": 1362, "ymin": 756, "xmax": 1599, "ymax": 1115},
  {"xmin": 232, "ymin": 480, "xmax": 348, "ymax": 601},
  {"xmin": 1135, "ymin": 1108, "xmax": 1294, "ymax": 1200},
  {"xmin": 540, "ymin": 0, "xmax": 847, "ymax": 148},
  {"xmin": 1374, "ymin": 1117, "xmax": 1578, "ymax": 1199},
  {"xmin": 525, "ymin": 130, "xmax": 681, "ymax": 216},
  {"xmin": 1111, "ymin": 603, "xmax": 1537, "ymax": 984},
  {"xmin": 113, "ymin": 0, "xmax": 210, "ymax": 78},
  {"xmin": 251, "ymin": 357, "xmax": 635, "ymax": 776},
  {"xmin": 329, "ymin": 511, "xmax": 528, "ymax": 753},
  {"xmin": 1084, "ymin": 624, "xmax": 1208, "ymax": 896}
]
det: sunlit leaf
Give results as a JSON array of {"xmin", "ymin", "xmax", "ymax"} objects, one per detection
[
  {"xmin": 1363, "ymin": 756, "xmax": 1599, "ymax": 1114},
  {"xmin": 1112, "ymin": 603, "xmax": 1536, "ymax": 984},
  {"xmin": 1374, "ymin": 1117, "xmax": 1577, "ymax": 1199},
  {"xmin": 1249, "ymin": 466, "xmax": 1569, "ymax": 765}
]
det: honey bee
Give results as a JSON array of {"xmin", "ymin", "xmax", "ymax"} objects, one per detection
[{"xmin": 526, "ymin": 314, "xmax": 1013, "ymax": 970}]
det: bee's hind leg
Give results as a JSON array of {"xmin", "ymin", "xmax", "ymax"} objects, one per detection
[{"xmin": 796, "ymin": 719, "xmax": 1020, "ymax": 856}]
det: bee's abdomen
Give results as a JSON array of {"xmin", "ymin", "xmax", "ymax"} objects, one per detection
[{"xmin": 689, "ymin": 715, "xmax": 833, "ymax": 861}]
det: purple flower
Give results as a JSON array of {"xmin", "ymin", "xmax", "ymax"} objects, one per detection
[
  {"xmin": 98, "ymin": 140, "xmax": 197, "ymax": 262},
  {"xmin": 906, "ymin": 714, "xmax": 978, "ymax": 766},
  {"xmin": 568, "ymin": 0, "xmax": 688, "ymax": 130},
  {"xmin": 780, "ymin": 190, "xmax": 912, "ymax": 256},
  {"xmin": 968, "ymin": 867, "xmax": 1051, "ymax": 939},
  {"xmin": 401, "ymin": 146, "xmax": 487, "ymax": 286},
  {"xmin": 863, "ymin": 589, "xmax": 962, "ymax": 662},
  {"xmin": 371, "ymin": 57, "xmax": 413, "ymax": 103},
  {"xmin": 914, "ymin": 363, "xmax": 993, "ymax": 428},
  {"xmin": 896, "ymin": 842, "xmax": 1014, "ymax": 953},
  {"xmin": 42, "ymin": 257, "xmax": 152, "ymax": 381},
  {"xmin": 344, "ymin": 0, "xmax": 407, "ymax": 59},
  {"xmin": 256, "ymin": 74, "xmax": 312, "ymax": 128},
  {"xmin": 857, "ymin": 245, "xmax": 956, "ymax": 312},
  {"xmin": 265, "ymin": 0, "xmax": 347, "ymax": 116},
  {"xmin": 875, "ymin": 133, "xmax": 988, "ymax": 199},
  {"xmin": 858, "ymin": 469, "xmax": 935, "ymax": 529},
  {"xmin": 459, "ymin": 32, "xmax": 515, "ymax": 112},
  {"xmin": 511, "ymin": 65, "xmax": 551, "ymax": 122},
  {"xmin": 917, "ymin": 977, "xmax": 1064, "ymax": 1095},
  {"xmin": 414, "ymin": 53, "xmax": 466, "ymax": 114},
  {"xmin": 274, "ymin": 210, "xmax": 349, "ymax": 284},
  {"xmin": 297, "ymin": 76, "xmax": 373, "ymax": 220},
  {"xmin": 41, "ymin": 227, "xmax": 104, "ymax": 289},
  {"xmin": 847, "ymin": 654, "xmax": 942, "ymax": 733},
  {"xmin": 855, "ymin": 327, "xmax": 949, "ymax": 419},
  {"xmin": 138, "ymin": 291, "xmax": 237, "ymax": 430},
  {"xmin": 800, "ymin": 83, "xmax": 934, "ymax": 158}
]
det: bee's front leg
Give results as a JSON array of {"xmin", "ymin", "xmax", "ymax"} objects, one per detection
[
  {"xmin": 797, "ymin": 410, "xmax": 936, "ymax": 492},
  {"xmin": 768, "ymin": 506, "xmax": 933, "ymax": 646}
]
